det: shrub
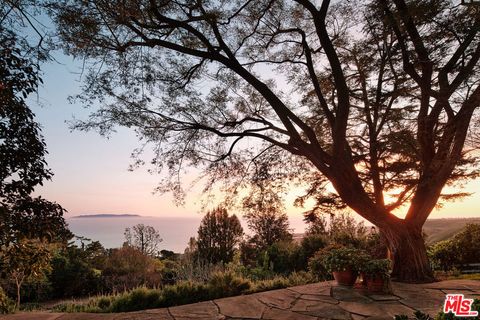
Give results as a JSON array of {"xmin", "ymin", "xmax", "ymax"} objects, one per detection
[
  {"xmin": 263, "ymin": 241, "xmax": 304, "ymax": 274},
  {"xmin": 0, "ymin": 287, "xmax": 15, "ymax": 314},
  {"xmin": 53, "ymin": 270, "xmax": 315, "ymax": 313},
  {"xmin": 251, "ymin": 271, "xmax": 317, "ymax": 293},
  {"xmin": 159, "ymin": 281, "xmax": 210, "ymax": 307},
  {"xmin": 102, "ymin": 246, "xmax": 162, "ymax": 291},
  {"xmin": 308, "ymin": 244, "xmax": 345, "ymax": 280},
  {"xmin": 428, "ymin": 240, "xmax": 458, "ymax": 271},
  {"xmin": 49, "ymin": 252, "xmax": 102, "ymax": 298},
  {"xmin": 328, "ymin": 213, "xmax": 368, "ymax": 249},
  {"xmin": 364, "ymin": 233, "xmax": 388, "ymax": 259},
  {"xmin": 321, "ymin": 247, "xmax": 368, "ymax": 273},
  {"xmin": 308, "ymin": 251, "xmax": 331, "ymax": 280},
  {"xmin": 207, "ymin": 271, "xmax": 251, "ymax": 298},
  {"xmin": 361, "ymin": 259, "xmax": 392, "ymax": 279},
  {"xmin": 253, "ymin": 277, "xmax": 290, "ymax": 292},
  {"xmin": 110, "ymin": 287, "xmax": 161, "ymax": 312},
  {"xmin": 239, "ymin": 239, "xmax": 260, "ymax": 268},
  {"xmin": 429, "ymin": 224, "xmax": 480, "ymax": 272},
  {"xmin": 242, "ymin": 266, "xmax": 276, "ymax": 281},
  {"xmin": 300, "ymin": 234, "xmax": 328, "ymax": 261},
  {"xmin": 159, "ymin": 259, "xmax": 179, "ymax": 286}
]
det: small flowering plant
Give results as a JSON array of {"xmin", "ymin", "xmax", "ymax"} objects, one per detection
[{"xmin": 322, "ymin": 247, "xmax": 368, "ymax": 273}]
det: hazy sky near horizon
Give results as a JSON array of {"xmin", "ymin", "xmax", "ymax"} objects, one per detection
[{"xmin": 30, "ymin": 52, "xmax": 480, "ymax": 220}]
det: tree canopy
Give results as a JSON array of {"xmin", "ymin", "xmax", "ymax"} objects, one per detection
[
  {"xmin": 124, "ymin": 224, "xmax": 163, "ymax": 256},
  {"xmin": 0, "ymin": 0, "xmax": 71, "ymax": 244},
  {"xmin": 196, "ymin": 207, "xmax": 243, "ymax": 264},
  {"xmin": 50, "ymin": 0, "xmax": 480, "ymax": 281}
]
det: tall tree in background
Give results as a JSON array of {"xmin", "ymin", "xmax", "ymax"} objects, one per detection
[
  {"xmin": 0, "ymin": 1, "xmax": 70, "ymax": 247},
  {"xmin": 124, "ymin": 224, "xmax": 163, "ymax": 256},
  {"xmin": 243, "ymin": 188, "xmax": 292, "ymax": 248},
  {"xmin": 197, "ymin": 207, "xmax": 243, "ymax": 264},
  {"xmin": 51, "ymin": 0, "xmax": 480, "ymax": 282}
]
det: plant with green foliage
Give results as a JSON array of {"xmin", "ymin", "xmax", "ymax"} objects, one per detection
[
  {"xmin": 361, "ymin": 259, "xmax": 392, "ymax": 280},
  {"xmin": 1, "ymin": 239, "xmax": 52, "ymax": 309},
  {"xmin": 243, "ymin": 194, "xmax": 292, "ymax": 250},
  {"xmin": 207, "ymin": 271, "xmax": 251, "ymax": 298},
  {"xmin": 300, "ymin": 234, "xmax": 328, "ymax": 262},
  {"xmin": 262, "ymin": 241, "xmax": 305, "ymax": 275},
  {"xmin": 49, "ymin": 247, "xmax": 103, "ymax": 298},
  {"xmin": 196, "ymin": 207, "xmax": 243, "ymax": 264},
  {"xmin": 429, "ymin": 224, "xmax": 480, "ymax": 272},
  {"xmin": 428, "ymin": 240, "xmax": 459, "ymax": 272},
  {"xmin": 102, "ymin": 245, "xmax": 162, "ymax": 291},
  {"xmin": 53, "ymin": 270, "xmax": 316, "ymax": 313},
  {"xmin": 0, "ymin": 19, "xmax": 70, "ymax": 249},
  {"xmin": 0, "ymin": 286, "xmax": 15, "ymax": 314},
  {"xmin": 322, "ymin": 247, "xmax": 368, "ymax": 273}
]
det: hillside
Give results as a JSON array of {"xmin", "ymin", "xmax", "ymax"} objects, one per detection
[
  {"xmin": 72, "ymin": 214, "xmax": 141, "ymax": 218},
  {"xmin": 423, "ymin": 217, "xmax": 480, "ymax": 244}
]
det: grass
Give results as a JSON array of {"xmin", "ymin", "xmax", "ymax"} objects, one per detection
[
  {"xmin": 53, "ymin": 271, "xmax": 317, "ymax": 313},
  {"xmin": 434, "ymin": 271, "xmax": 480, "ymax": 281}
]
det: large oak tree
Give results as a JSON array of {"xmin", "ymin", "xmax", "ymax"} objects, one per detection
[{"xmin": 51, "ymin": 0, "xmax": 480, "ymax": 282}]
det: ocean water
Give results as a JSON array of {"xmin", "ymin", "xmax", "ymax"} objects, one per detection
[{"xmin": 67, "ymin": 216, "xmax": 307, "ymax": 253}]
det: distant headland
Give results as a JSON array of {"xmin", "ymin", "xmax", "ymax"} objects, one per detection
[{"xmin": 72, "ymin": 214, "xmax": 142, "ymax": 218}]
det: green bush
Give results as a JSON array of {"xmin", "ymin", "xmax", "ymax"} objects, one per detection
[
  {"xmin": 207, "ymin": 271, "xmax": 251, "ymax": 298},
  {"xmin": 49, "ymin": 252, "xmax": 102, "ymax": 298},
  {"xmin": 252, "ymin": 271, "xmax": 317, "ymax": 293},
  {"xmin": 159, "ymin": 281, "xmax": 210, "ymax": 307},
  {"xmin": 428, "ymin": 240, "xmax": 459, "ymax": 271},
  {"xmin": 308, "ymin": 244, "xmax": 345, "ymax": 279},
  {"xmin": 54, "ymin": 268, "xmax": 317, "ymax": 314},
  {"xmin": 361, "ymin": 259, "xmax": 391, "ymax": 279},
  {"xmin": 253, "ymin": 277, "xmax": 290, "ymax": 292},
  {"xmin": 263, "ymin": 241, "xmax": 304, "ymax": 274},
  {"xmin": 308, "ymin": 250, "xmax": 331, "ymax": 280},
  {"xmin": 110, "ymin": 287, "xmax": 161, "ymax": 312},
  {"xmin": 301, "ymin": 234, "xmax": 328, "ymax": 261},
  {"xmin": 429, "ymin": 224, "xmax": 480, "ymax": 272},
  {"xmin": 321, "ymin": 247, "xmax": 368, "ymax": 273},
  {"xmin": 0, "ymin": 286, "xmax": 15, "ymax": 314},
  {"xmin": 364, "ymin": 233, "xmax": 388, "ymax": 259}
]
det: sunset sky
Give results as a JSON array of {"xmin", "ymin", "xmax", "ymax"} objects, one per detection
[{"xmin": 31, "ymin": 53, "xmax": 480, "ymax": 220}]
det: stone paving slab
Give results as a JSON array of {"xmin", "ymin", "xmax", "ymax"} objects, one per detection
[
  {"xmin": 256, "ymin": 288, "xmax": 300, "ymax": 309},
  {"xmin": 1, "ymin": 280, "xmax": 479, "ymax": 320},
  {"xmin": 0, "ymin": 312, "xmax": 64, "ymax": 320},
  {"xmin": 169, "ymin": 301, "xmax": 221, "ymax": 320},
  {"xmin": 214, "ymin": 294, "xmax": 267, "ymax": 319}
]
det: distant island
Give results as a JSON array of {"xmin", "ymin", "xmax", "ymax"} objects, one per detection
[{"xmin": 72, "ymin": 214, "xmax": 142, "ymax": 218}]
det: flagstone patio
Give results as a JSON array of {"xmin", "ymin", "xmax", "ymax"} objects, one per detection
[{"xmin": 2, "ymin": 279, "xmax": 479, "ymax": 320}]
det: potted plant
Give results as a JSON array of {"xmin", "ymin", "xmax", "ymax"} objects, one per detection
[
  {"xmin": 322, "ymin": 247, "xmax": 368, "ymax": 286},
  {"xmin": 361, "ymin": 259, "xmax": 391, "ymax": 292}
]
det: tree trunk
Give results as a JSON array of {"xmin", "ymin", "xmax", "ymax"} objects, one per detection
[
  {"xmin": 382, "ymin": 223, "xmax": 434, "ymax": 283},
  {"xmin": 15, "ymin": 278, "xmax": 21, "ymax": 310}
]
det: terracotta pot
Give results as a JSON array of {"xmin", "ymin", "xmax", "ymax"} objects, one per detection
[
  {"xmin": 332, "ymin": 269, "xmax": 358, "ymax": 286},
  {"xmin": 365, "ymin": 275, "xmax": 386, "ymax": 292}
]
